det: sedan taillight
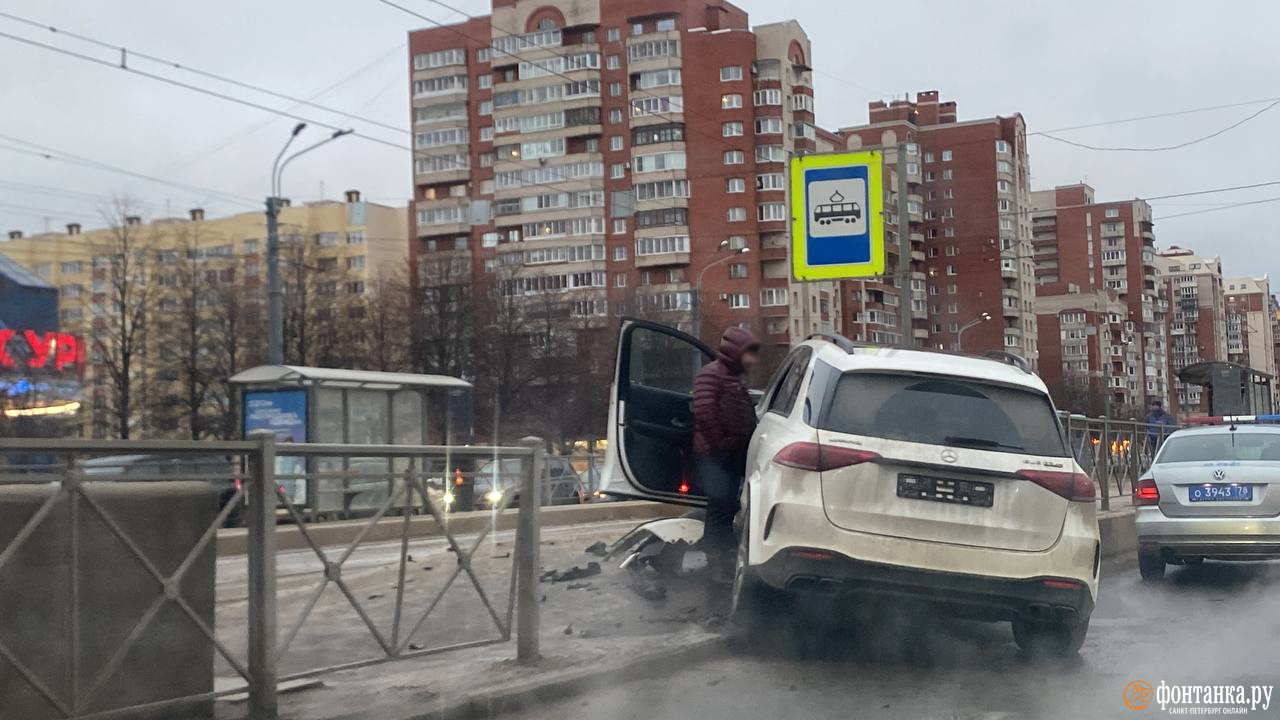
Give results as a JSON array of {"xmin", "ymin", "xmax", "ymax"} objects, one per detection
[
  {"xmin": 1015, "ymin": 469, "xmax": 1095, "ymax": 502},
  {"xmin": 1133, "ymin": 477, "xmax": 1160, "ymax": 506},
  {"xmin": 773, "ymin": 442, "xmax": 880, "ymax": 472}
]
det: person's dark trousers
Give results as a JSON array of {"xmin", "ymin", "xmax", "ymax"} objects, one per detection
[{"xmin": 696, "ymin": 453, "xmax": 743, "ymax": 571}]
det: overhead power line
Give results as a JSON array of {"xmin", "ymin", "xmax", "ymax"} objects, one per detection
[{"xmin": 1035, "ymin": 99, "xmax": 1280, "ymax": 152}]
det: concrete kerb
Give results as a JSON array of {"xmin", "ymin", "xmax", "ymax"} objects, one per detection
[
  {"xmin": 398, "ymin": 636, "xmax": 725, "ymax": 720},
  {"xmin": 216, "ymin": 500, "xmax": 685, "ymax": 555}
]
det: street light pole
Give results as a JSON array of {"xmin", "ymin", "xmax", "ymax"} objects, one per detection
[
  {"xmin": 956, "ymin": 311, "xmax": 992, "ymax": 351},
  {"xmin": 691, "ymin": 244, "xmax": 750, "ymax": 344},
  {"xmin": 265, "ymin": 125, "xmax": 352, "ymax": 365}
]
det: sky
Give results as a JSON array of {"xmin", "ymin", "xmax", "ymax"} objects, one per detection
[{"xmin": 1, "ymin": 0, "xmax": 1278, "ymax": 281}]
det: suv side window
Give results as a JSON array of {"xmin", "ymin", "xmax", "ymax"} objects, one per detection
[{"xmin": 768, "ymin": 347, "xmax": 812, "ymax": 416}]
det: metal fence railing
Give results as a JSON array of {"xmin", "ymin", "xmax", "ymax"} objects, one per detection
[
  {"xmin": 1059, "ymin": 414, "xmax": 1178, "ymax": 511},
  {"xmin": 0, "ymin": 434, "xmax": 546, "ymax": 720}
]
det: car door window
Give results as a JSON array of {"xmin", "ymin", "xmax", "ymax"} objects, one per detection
[
  {"xmin": 768, "ymin": 348, "xmax": 812, "ymax": 417},
  {"xmin": 627, "ymin": 325, "xmax": 705, "ymax": 395}
]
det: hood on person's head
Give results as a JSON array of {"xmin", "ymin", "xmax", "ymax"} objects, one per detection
[{"xmin": 719, "ymin": 326, "xmax": 761, "ymax": 371}]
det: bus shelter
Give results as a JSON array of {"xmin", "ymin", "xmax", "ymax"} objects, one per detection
[
  {"xmin": 230, "ymin": 365, "xmax": 472, "ymax": 518},
  {"xmin": 1177, "ymin": 361, "xmax": 1274, "ymax": 417}
]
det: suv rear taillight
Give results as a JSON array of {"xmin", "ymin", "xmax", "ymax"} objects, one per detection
[
  {"xmin": 1015, "ymin": 469, "xmax": 1095, "ymax": 502},
  {"xmin": 773, "ymin": 442, "xmax": 880, "ymax": 472},
  {"xmin": 1133, "ymin": 477, "xmax": 1160, "ymax": 506}
]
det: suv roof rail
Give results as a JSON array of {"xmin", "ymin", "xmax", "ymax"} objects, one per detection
[
  {"xmin": 980, "ymin": 350, "xmax": 1033, "ymax": 374},
  {"xmin": 805, "ymin": 332, "xmax": 875, "ymax": 353}
]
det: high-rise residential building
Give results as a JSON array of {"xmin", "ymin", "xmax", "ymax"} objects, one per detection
[
  {"xmin": 1035, "ymin": 283, "xmax": 1133, "ymax": 416},
  {"xmin": 0, "ymin": 193, "xmax": 407, "ymax": 437},
  {"xmin": 407, "ymin": 1, "xmax": 837, "ymax": 357},
  {"xmin": 1030, "ymin": 184, "xmax": 1168, "ymax": 410},
  {"xmin": 1224, "ymin": 275, "xmax": 1277, "ymax": 382},
  {"xmin": 832, "ymin": 91, "xmax": 1038, "ymax": 360},
  {"xmin": 1153, "ymin": 246, "xmax": 1226, "ymax": 415}
]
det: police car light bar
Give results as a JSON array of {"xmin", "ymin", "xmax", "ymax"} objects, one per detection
[{"xmin": 1185, "ymin": 414, "xmax": 1280, "ymax": 426}]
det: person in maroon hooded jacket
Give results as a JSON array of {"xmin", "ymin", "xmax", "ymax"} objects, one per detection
[{"xmin": 692, "ymin": 325, "xmax": 761, "ymax": 581}]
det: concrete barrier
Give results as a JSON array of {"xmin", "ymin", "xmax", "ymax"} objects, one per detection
[
  {"xmin": 1099, "ymin": 509, "xmax": 1137, "ymax": 559},
  {"xmin": 216, "ymin": 500, "xmax": 686, "ymax": 556}
]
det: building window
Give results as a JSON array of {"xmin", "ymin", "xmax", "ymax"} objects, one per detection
[
  {"xmin": 726, "ymin": 177, "xmax": 745, "ymax": 193},
  {"xmin": 606, "ymin": 27, "xmax": 619, "ymax": 41},
  {"xmin": 607, "ymin": 55, "xmax": 621, "ymax": 69},
  {"xmin": 315, "ymin": 232, "xmax": 338, "ymax": 246},
  {"xmin": 1105, "ymin": 208, "xmax": 1120, "ymax": 218},
  {"xmin": 614, "ymin": 273, "xmax": 627, "ymax": 288},
  {"xmin": 761, "ymin": 288, "xmax": 787, "ymax": 306},
  {"xmin": 755, "ymin": 145, "xmax": 785, "ymax": 163},
  {"xmin": 728, "ymin": 263, "xmax": 748, "ymax": 279},
  {"xmin": 728, "ymin": 235, "xmax": 746, "ymax": 250},
  {"xmin": 727, "ymin": 207, "xmax": 747, "ymax": 222},
  {"xmin": 610, "ymin": 135, "xmax": 624, "ymax": 151},
  {"xmin": 946, "ymin": 265, "xmax": 956, "ymax": 275},
  {"xmin": 728, "ymin": 293, "xmax": 750, "ymax": 309},
  {"xmin": 479, "ymin": 126, "xmax": 494, "ymax": 141},
  {"xmin": 723, "ymin": 150, "xmax": 744, "ymax": 165},
  {"xmin": 611, "ymin": 163, "xmax": 626, "ymax": 179},
  {"xmin": 721, "ymin": 93, "xmax": 743, "ymax": 109},
  {"xmin": 720, "ymin": 65, "xmax": 742, "ymax": 81},
  {"xmin": 613, "ymin": 245, "xmax": 627, "ymax": 261},
  {"xmin": 756, "ymin": 172, "xmax": 784, "ymax": 191},
  {"xmin": 656, "ymin": 17, "xmax": 676, "ymax": 32},
  {"xmin": 722, "ymin": 121, "xmax": 744, "ymax": 137},
  {"xmin": 754, "ymin": 117, "xmax": 782, "ymax": 135},
  {"xmin": 347, "ymin": 256, "xmax": 366, "ymax": 270},
  {"xmin": 758, "ymin": 203, "xmax": 786, "ymax": 222},
  {"xmin": 609, "ymin": 108, "xmax": 623, "ymax": 124},
  {"xmin": 345, "ymin": 231, "xmax": 365, "ymax": 245},
  {"xmin": 612, "ymin": 219, "xmax": 626, "ymax": 235},
  {"xmin": 995, "ymin": 140, "xmax": 1010, "ymax": 153},
  {"xmin": 632, "ymin": 22, "xmax": 644, "ymax": 35},
  {"xmin": 944, "ymin": 227, "xmax": 956, "ymax": 237},
  {"xmin": 943, "ymin": 188, "xmax": 954, "ymax": 199},
  {"xmin": 941, "ymin": 149, "xmax": 953, "ymax": 161},
  {"xmin": 609, "ymin": 81, "xmax": 622, "ymax": 96},
  {"xmin": 753, "ymin": 89, "xmax": 782, "ymax": 106}
]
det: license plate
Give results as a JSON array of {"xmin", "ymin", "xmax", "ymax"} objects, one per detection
[
  {"xmin": 897, "ymin": 474, "xmax": 994, "ymax": 508},
  {"xmin": 1188, "ymin": 484, "xmax": 1253, "ymax": 502}
]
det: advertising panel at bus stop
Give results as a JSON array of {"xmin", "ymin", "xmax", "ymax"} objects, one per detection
[{"xmin": 789, "ymin": 150, "xmax": 885, "ymax": 280}]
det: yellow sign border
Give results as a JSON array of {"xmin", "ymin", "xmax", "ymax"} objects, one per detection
[{"xmin": 789, "ymin": 150, "xmax": 885, "ymax": 280}]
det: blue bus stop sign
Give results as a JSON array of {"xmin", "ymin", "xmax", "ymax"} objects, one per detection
[{"xmin": 790, "ymin": 150, "xmax": 885, "ymax": 280}]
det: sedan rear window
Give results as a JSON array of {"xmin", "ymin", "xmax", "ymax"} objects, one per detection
[
  {"xmin": 820, "ymin": 373, "xmax": 1067, "ymax": 457},
  {"xmin": 1156, "ymin": 433, "xmax": 1280, "ymax": 463}
]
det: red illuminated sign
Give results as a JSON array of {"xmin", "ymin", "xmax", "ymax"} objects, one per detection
[{"xmin": 0, "ymin": 329, "xmax": 83, "ymax": 372}]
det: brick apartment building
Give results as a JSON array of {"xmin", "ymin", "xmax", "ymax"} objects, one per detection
[
  {"xmin": 1035, "ymin": 284, "xmax": 1132, "ymax": 415},
  {"xmin": 1154, "ymin": 247, "xmax": 1226, "ymax": 415},
  {"xmin": 407, "ymin": 0, "xmax": 840, "ymax": 356},
  {"xmin": 1224, "ymin": 275, "xmax": 1277, "ymax": 383},
  {"xmin": 830, "ymin": 92, "xmax": 1039, "ymax": 360},
  {"xmin": 1030, "ymin": 184, "xmax": 1169, "ymax": 412}
]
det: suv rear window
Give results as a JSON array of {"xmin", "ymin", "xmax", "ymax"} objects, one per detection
[
  {"xmin": 1156, "ymin": 433, "xmax": 1280, "ymax": 463},
  {"xmin": 820, "ymin": 372, "xmax": 1067, "ymax": 457}
]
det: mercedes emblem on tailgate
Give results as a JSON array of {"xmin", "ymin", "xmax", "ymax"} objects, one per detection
[{"xmin": 941, "ymin": 449, "xmax": 959, "ymax": 464}]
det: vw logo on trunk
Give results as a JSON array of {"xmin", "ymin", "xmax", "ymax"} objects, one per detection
[
  {"xmin": 1212, "ymin": 468, "xmax": 1226, "ymax": 481},
  {"xmin": 941, "ymin": 449, "xmax": 959, "ymax": 464}
]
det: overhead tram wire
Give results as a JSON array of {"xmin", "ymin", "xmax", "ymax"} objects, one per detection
[
  {"xmin": 1035, "ymin": 99, "xmax": 1280, "ymax": 152},
  {"xmin": 0, "ymin": 136, "xmax": 260, "ymax": 207}
]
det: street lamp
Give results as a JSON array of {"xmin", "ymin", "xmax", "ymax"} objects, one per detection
[
  {"xmin": 265, "ymin": 125, "xmax": 353, "ymax": 365},
  {"xmin": 691, "ymin": 243, "xmax": 750, "ymax": 343},
  {"xmin": 956, "ymin": 311, "xmax": 993, "ymax": 351}
]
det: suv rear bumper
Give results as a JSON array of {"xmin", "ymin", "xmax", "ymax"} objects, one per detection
[{"xmin": 755, "ymin": 548, "xmax": 1094, "ymax": 625}]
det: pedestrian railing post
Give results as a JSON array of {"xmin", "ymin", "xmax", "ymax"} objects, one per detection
[
  {"xmin": 247, "ymin": 432, "xmax": 279, "ymax": 720},
  {"xmin": 1099, "ymin": 417, "xmax": 1111, "ymax": 512},
  {"xmin": 516, "ymin": 436, "xmax": 544, "ymax": 664}
]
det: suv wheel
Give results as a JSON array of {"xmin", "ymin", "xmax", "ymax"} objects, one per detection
[
  {"xmin": 1138, "ymin": 549, "xmax": 1166, "ymax": 582},
  {"xmin": 1012, "ymin": 617, "xmax": 1089, "ymax": 657}
]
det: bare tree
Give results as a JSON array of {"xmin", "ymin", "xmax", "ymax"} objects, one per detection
[
  {"xmin": 361, "ymin": 265, "xmax": 414, "ymax": 372},
  {"xmin": 204, "ymin": 260, "xmax": 266, "ymax": 439},
  {"xmin": 416, "ymin": 252, "xmax": 474, "ymax": 379},
  {"xmin": 87, "ymin": 200, "xmax": 156, "ymax": 439},
  {"xmin": 470, "ymin": 266, "xmax": 537, "ymax": 443}
]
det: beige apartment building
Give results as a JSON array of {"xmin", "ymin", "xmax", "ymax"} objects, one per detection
[
  {"xmin": 1224, "ymin": 275, "xmax": 1277, "ymax": 385},
  {"xmin": 1154, "ymin": 246, "xmax": 1227, "ymax": 415},
  {"xmin": 0, "ymin": 192, "xmax": 407, "ymax": 437}
]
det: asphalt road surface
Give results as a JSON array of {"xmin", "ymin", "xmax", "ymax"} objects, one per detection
[{"xmin": 489, "ymin": 557, "xmax": 1280, "ymax": 720}]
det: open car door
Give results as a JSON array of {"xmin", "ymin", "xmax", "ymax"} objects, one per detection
[{"xmin": 600, "ymin": 318, "xmax": 716, "ymax": 506}]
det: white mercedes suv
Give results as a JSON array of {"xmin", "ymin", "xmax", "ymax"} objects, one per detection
[{"xmin": 601, "ymin": 321, "xmax": 1100, "ymax": 655}]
